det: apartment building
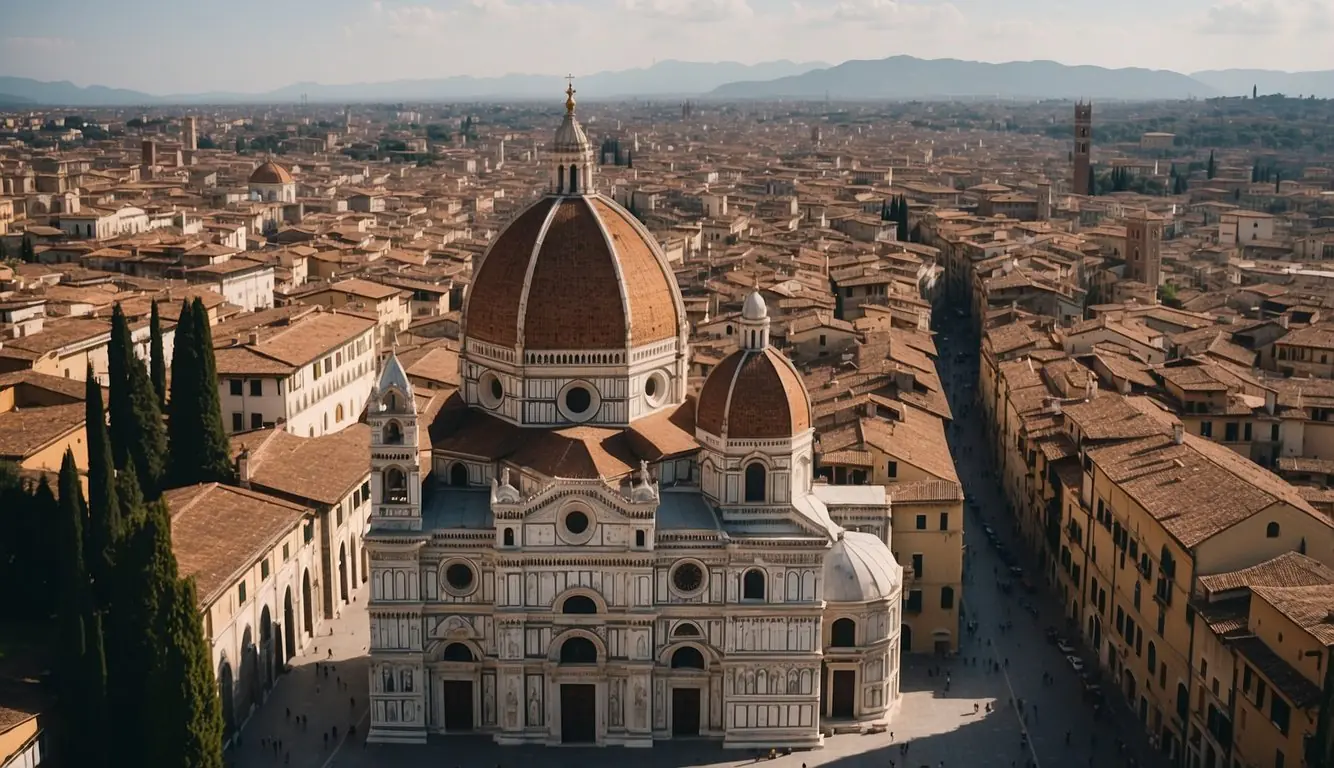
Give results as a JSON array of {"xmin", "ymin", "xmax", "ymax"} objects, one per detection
[
  {"xmin": 980, "ymin": 334, "xmax": 1334, "ymax": 767},
  {"xmin": 213, "ymin": 309, "xmax": 377, "ymax": 437}
]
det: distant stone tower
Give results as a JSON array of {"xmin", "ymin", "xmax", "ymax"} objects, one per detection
[
  {"xmin": 1073, "ymin": 101, "xmax": 1092, "ymax": 195},
  {"xmin": 1125, "ymin": 209, "xmax": 1163, "ymax": 289},
  {"xmin": 183, "ymin": 116, "xmax": 197, "ymax": 151}
]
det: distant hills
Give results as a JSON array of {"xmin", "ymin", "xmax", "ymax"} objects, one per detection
[
  {"xmin": 710, "ymin": 57, "xmax": 1218, "ymax": 100},
  {"xmin": 4, "ymin": 56, "xmax": 1334, "ymax": 106},
  {"xmin": 0, "ymin": 60, "xmax": 824, "ymax": 107}
]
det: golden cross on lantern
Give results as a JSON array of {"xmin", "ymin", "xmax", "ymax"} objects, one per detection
[{"xmin": 564, "ymin": 74, "xmax": 577, "ymax": 114}]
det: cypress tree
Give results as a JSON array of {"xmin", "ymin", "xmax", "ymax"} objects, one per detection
[
  {"xmin": 155, "ymin": 577, "xmax": 225, "ymax": 768},
  {"xmin": 108, "ymin": 495, "xmax": 171, "ymax": 758},
  {"xmin": 896, "ymin": 195, "xmax": 909, "ymax": 241},
  {"xmin": 56, "ymin": 450, "xmax": 109, "ymax": 768},
  {"xmin": 84, "ymin": 367, "xmax": 119, "ymax": 607},
  {"xmin": 20, "ymin": 236, "xmax": 35, "ymax": 263},
  {"xmin": 1206, "ymin": 150, "xmax": 1216, "ymax": 179},
  {"xmin": 108, "ymin": 304, "xmax": 169, "ymax": 497},
  {"xmin": 169, "ymin": 299, "xmax": 233, "ymax": 486},
  {"xmin": 149, "ymin": 300, "xmax": 167, "ymax": 407}
]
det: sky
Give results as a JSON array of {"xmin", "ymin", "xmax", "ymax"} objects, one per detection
[{"xmin": 2, "ymin": 0, "xmax": 1332, "ymax": 94}]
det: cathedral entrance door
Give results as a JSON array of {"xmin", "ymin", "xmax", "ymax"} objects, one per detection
[
  {"xmin": 831, "ymin": 670, "xmax": 856, "ymax": 719},
  {"xmin": 671, "ymin": 687, "xmax": 700, "ymax": 736},
  {"xmin": 443, "ymin": 680, "xmax": 474, "ymax": 731},
  {"xmin": 560, "ymin": 684, "xmax": 596, "ymax": 743}
]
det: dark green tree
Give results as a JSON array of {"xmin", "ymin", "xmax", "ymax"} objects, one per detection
[
  {"xmin": 1206, "ymin": 150, "xmax": 1216, "ymax": 179},
  {"xmin": 20, "ymin": 236, "xmax": 36, "ymax": 263},
  {"xmin": 0, "ymin": 239, "xmax": 7, "ymax": 261},
  {"xmin": 55, "ymin": 450, "xmax": 109, "ymax": 768},
  {"xmin": 149, "ymin": 300, "xmax": 167, "ymax": 406},
  {"xmin": 107, "ymin": 494, "xmax": 171, "ymax": 758},
  {"xmin": 107, "ymin": 304, "xmax": 169, "ymax": 497},
  {"xmin": 152, "ymin": 576, "xmax": 225, "ymax": 768},
  {"xmin": 1275, "ymin": 171, "xmax": 1282, "ymax": 192},
  {"xmin": 626, "ymin": 150, "xmax": 633, "ymax": 169},
  {"xmin": 84, "ymin": 367, "xmax": 119, "ymax": 608},
  {"xmin": 168, "ymin": 299, "xmax": 234, "ymax": 487},
  {"xmin": 896, "ymin": 195, "xmax": 909, "ymax": 241}
]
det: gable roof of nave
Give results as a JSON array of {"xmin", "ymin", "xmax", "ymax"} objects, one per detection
[{"xmin": 426, "ymin": 390, "xmax": 699, "ymax": 481}]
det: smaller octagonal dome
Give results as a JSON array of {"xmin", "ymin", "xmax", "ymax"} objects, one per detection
[
  {"xmin": 823, "ymin": 531, "xmax": 902, "ymax": 603},
  {"xmin": 696, "ymin": 347, "xmax": 811, "ymax": 440},
  {"xmin": 249, "ymin": 161, "xmax": 293, "ymax": 185}
]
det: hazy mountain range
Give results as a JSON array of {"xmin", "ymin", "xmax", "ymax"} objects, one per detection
[{"xmin": 3, "ymin": 56, "xmax": 1334, "ymax": 107}]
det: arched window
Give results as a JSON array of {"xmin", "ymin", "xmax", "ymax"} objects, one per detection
[
  {"xmin": 559, "ymin": 636, "xmax": 598, "ymax": 664},
  {"xmin": 744, "ymin": 462, "xmax": 767, "ymax": 503},
  {"xmin": 336, "ymin": 403, "xmax": 345, "ymax": 423},
  {"xmin": 502, "ymin": 528, "xmax": 515, "ymax": 546},
  {"xmin": 557, "ymin": 165, "xmax": 566, "ymax": 193},
  {"xmin": 940, "ymin": 586, "xmax": 955, "ymax": 610},
  {"xmin": 830, "ymin": 618, "xmax": 856, "ymax": 648},
  {"xmin": 449, "ymin": 462, "xmax": 468, "ymax": 487},
  {"xmin": 672, "ymin": 622, "xmax": 700, "ymax": 638},
  {"xmin": 442, "ymin": 642, "xmax": 474, "ymax": 662},
  {"xmin": 384, "ymin": 420, "xmax": 403, "ymax": 444},
  {"xmin": 1147, "ymin": 641, "xmax": 1157, "ymax": 672},
  {"xmin": 743, "ymin": 569, "xmax": 766, "ymax": 600},
  {"xmin": 385, "ymin": 391, "xmax": 399, "ymax": 411},
  {"xmin": 561, "ymin": 595, "xmax": 598, "ymax": 614},
  {"xmin": 1266, "ymin": 521, "xmax": 1280, "ymax": 538},
  {"xmin": 384, "ymin": 467, "xmax": 408, "ymax": 503},
  {"xmin": 671, "ymin": 646, "xmax": 705, "ymax": 669},
  {"xmin": 569, "ymin": 165, "xmax": 580, "ymax": 194}
]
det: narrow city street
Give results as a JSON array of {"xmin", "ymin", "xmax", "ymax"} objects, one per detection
[{"xmin": 935, "ymin": 313, "xmax": 1172, "ymax": 768}]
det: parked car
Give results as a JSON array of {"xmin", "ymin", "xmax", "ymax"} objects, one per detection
[
  {"xmin": 1057, "ymin": 640, "xmax": 1076, "ymax": 655},
  {"xmin": 1067, "ymin": 655, "xmax": 1085, "ymax": 672}
]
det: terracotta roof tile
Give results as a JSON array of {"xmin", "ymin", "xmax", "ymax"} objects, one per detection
[
  {"xmin": 464, "ymin": 197, "xmax": 556, "ymax": 347},
  {"xmin": 523, "ymin": 198, "xmax": 627, "ymax": 350},
  {"xmin": 165, "ymin": 483, "xmax": 308, "ymax": 604}
]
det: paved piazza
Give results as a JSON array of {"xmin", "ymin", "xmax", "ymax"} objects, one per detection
[{"xmin": 232, "ymin": 324, "xmax": 1167, "ymax": 768}]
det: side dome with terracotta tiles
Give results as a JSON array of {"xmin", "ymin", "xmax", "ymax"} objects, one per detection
[
  {"xmin": 249, "ymin": 161, "xmax": 293, "ymax": 185},
  {"xmin": 463, "ymin": 194, "xmax": 684, "ymax": 351},
  {"xmin": 696, "ymin": 346, "xmax": 812, "ymax": 440}
]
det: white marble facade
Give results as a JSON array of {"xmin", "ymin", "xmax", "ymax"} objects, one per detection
[{"xmin": 364, "ymin": 89, "xmax": 903, "ymax": 748}]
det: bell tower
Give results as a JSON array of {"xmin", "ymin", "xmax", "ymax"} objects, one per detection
[
  {"xmin": 369, "ymin": 352, "xmax": 421, "ymax": 531},
  {"xmin": 1074, "ymin": 101, "xmax": 1092, "ymax": 196},
  {"xmin": 549, "ymin": 78, "xmax": 596, "ymax": 195}
]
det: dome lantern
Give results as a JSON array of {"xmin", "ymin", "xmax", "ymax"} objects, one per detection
[
  {"xmin": 740, "ymin": 289, "xmax": 770, "ymax": 351},
  {"xmin": 550, "ymin": 77, "xmax": 595, "ymax": 195}
]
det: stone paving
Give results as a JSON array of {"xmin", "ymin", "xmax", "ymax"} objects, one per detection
[{"xmin": 232, "ymin": 317, "xmax": 1167, "ymax": 768}]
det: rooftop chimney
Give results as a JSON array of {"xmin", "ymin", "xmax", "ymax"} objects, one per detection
[
  {"xmin": 236, "ymin": 446, "xmax": 251, "ymax": 487},
  {"xmin": 247, "ymin": 330, "xmax": 260, "ymax": 345},
  {"xmin": 1172, "ymin": 422, "xmax": 1184, "ymax": 445},
  {"xmin": 1085, "ymin": 373, "xmax": 1097, "ymax": 402}
]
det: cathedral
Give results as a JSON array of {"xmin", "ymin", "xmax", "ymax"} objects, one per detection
[{"xmin": 364, "ymin": 84, "xmax": 904, "ymax": 748}]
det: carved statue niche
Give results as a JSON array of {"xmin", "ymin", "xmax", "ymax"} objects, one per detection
[
  {"xmin": 633, "ymin": 682, "xmax": 647, "ymax": 730},
  {"xmin": 527, "ymin": 687, "xmax": 541, "ymax": 727},
  {"xmin": 505, "ymin": 683, "xmax": 519, "ymax": 729},
  {"xmin": 609, "ymin": 680, "xmax": 622, "ymax": 727}
]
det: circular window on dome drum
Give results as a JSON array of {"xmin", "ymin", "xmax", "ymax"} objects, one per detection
[
  {"xmin": 443, "ymin": 560, "xmax": 477, "ymax": 596},
  {"xmin": 644, "ymin": 371, "xmax": 669, "ymax": 408},
  {"xmin": 558, "ymin": 503, "xmax": 596, "ymax": 545},
  {"xmin": 670, "ymin": 560, "xmax": 707, "ymax": 598},
  {"xmin": 478, "ymin": 371, "xmax": 504, "ymax": 410},
  {"xmin": 557, "ymin": 381, "xmax": 601, "ymax": 423}
]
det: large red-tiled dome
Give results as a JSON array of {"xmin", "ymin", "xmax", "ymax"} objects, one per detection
[
  {"xmin": 696, "ymin": 347, "xmax": 812, "ymax": 440},
  {"xmin": 463, "ymin": 194, "xmax": 683, "ymax": 351}
]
